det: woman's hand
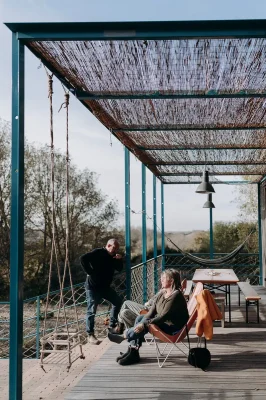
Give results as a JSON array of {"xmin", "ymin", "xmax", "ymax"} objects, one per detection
[{"xmin": 134, "ymin": 323, "xmax": 144, "ymax": 333}]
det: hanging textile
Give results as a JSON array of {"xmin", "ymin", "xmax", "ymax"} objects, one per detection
[{"xmin": 166, "ymin": 230, "xmax": 255, "ymax": 267}]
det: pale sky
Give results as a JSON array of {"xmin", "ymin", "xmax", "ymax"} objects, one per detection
[{"xmin": 0, "ymin": 0, "xmax": 263, "ymax": 231}]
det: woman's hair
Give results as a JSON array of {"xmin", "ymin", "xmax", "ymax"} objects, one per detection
[{"xmin": 161, "ymin": 268, "xmax": 182, "ymax": 291}]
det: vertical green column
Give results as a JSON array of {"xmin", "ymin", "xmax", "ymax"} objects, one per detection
[
  {"xmin": 209, "ymin": 208, "xmax": 214, "ymax": 259},
  {"xmin": 153, "ymin": 175, "xmax": 158, "ymax": 293},
  {"xmin": 161, "ymin": 182, "xmax": 165, "ymax": 270},
  {"xmin": 142, "ymin": 164, "xmax": 147, "ymax": 302},
  {"xmin": 36, "ymin": 296, "xmax": 40, "ymax": 359},
  {"xmin": 258, "ymin": 183, "xmax": 263, "ymax": 285},
  {"xmin": 124, "ymin": 148, "xmax": 131, "ymax": 299},
  {"xmin": 9, "ymin": 35, "xmax": 25, "ymax": 400}
]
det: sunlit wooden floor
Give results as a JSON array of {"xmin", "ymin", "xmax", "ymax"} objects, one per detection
[
  {"xmin": 67, "ymin": 286, "xmax": 266, "ymax": 400},
  {"xmin": 1, "ymin": 286, "xmax": 266, "ymax": 400}
]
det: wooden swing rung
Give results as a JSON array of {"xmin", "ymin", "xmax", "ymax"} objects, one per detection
[
  {"xmin": 41, "ymin": 349, "xmax": 70, "ymax": 354},
  {"xmin": 41, "ymin": 341, "xmax": 82, "ymax": 353},
  {"xmin": 47, "ymin": 340, "xmax": 72, "ymax": 345},
  {"xmin": 41, "ymin": 330, "xmax": 81, "ymax": 342}
]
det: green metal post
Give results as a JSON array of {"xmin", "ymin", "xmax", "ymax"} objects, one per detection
[
  {"xmin": 153, "ymin": 175, "xmax": 158, "ymax": 293},
  {"xmin": 124, "ymin": 148, "xmax": 131, "ymax": 299},
  {"xmin": 9, "ymin": 34, "xmax": 25, "ymax": 400},
  {"xmin": 258, "ymin": 184, "xmax": 263, "ymax": 285},
  {"xmin": 142, "ymin": 164, "xmax": 147, "ymax": 302},
  {"xmin": 161, "ymin": 182, "xmax": 165, "ymax": 270},
  {"xmin": 36, "ymin": 296, "xmax": 40, "ymax": 359},
  {"xmin": 210, "ymin": 208, "xmax": 214, "ymax": 259}
]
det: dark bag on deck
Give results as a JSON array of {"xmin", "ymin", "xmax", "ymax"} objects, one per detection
[{"xmin": 187, "ymin": 335, "xmax": 211, "ymax": 371}]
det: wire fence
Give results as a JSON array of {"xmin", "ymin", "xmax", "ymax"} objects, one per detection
[
  {"xmin": 0, "ymin": 272, "xmax": 127, "ymax": 359},
  {"xmin": 164, "ymin": 253, "xmax": 260, "ymax": 284},
  {"xmin": 0, "ymin": 252, "xmax": 259, "ymax": 359}
]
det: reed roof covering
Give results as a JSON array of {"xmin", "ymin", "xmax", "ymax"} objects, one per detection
[{"xmin": 21, "ymin": 27, "xmax": 266, "ymax": 183}]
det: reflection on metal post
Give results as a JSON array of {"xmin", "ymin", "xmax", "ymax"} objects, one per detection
[
  {"xmin": 124, "ymin": 148, "xmax": 131, "ymax": 299},
  {"xmin": 210, "ymin": 207, "xmax": 214, "ymax": 259},
  {"xmin": 36, "ymin": 296, "xmax": 40, "ymax": 359},
  {"xmin": 153, "ymin": 175, "xmax": 158, "ymax": 293},
  {"xmin": 258, "ymin": 184, "xmax": 263, "ymax": 285},
  {"xmin": 142, "ymin": 164, "xmax": 147, "ymax": 302},
  {"xmin": 161, "ymin": 182, "xmax": 165, "ymax": 270},
  {"xmin": 9, "ymin": 34, "xmax": 25, "ymax": 400}
]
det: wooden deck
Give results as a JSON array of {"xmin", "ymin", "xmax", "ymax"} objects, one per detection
[
  {"xmin": 1, "ymin": 286, "xmax": 266, "ymax": 400},
  {"xmin": 67, "ymin": 286, "xmax": 266, "ymax": 400}
]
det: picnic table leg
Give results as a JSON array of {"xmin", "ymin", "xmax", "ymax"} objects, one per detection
[
  {"xmin": 246, "ymin": 300, "xmax": 249, "ymax": 323},
  {"xmin": 257, "ymin": 301, "xmax": 260, "ymax": 324},
  {"xmin": 238, "ymin": 286, "xmax": 241, "ymax": 307},
  {"xmin": 225, "ymin": 285, "xmax": 228, "ymax": 306},
  {"xmin": 228, "ymin": 284, "xmax": 231, "ymax": 323}
]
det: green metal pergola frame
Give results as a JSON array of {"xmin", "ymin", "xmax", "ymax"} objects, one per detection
[{"xmin": 5, "ymin": 19, "xmax": 266, "ymax": 400}]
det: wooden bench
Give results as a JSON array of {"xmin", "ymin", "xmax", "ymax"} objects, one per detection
[
  {"xmin": 237, "ymin": 282, "xmax": 261, "ymax": 323},
  {"xmin": 183, "ymin": 280, "xmax": 193, "ymax": 301}
]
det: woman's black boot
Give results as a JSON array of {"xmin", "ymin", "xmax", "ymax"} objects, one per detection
[
  {"xmin": 109, "ymin": 322, "xmax": 125, "ymax": 335},
  {"xmin": 118, "ymin": 347, "xmax": 140, "ymax": 366},
  {"xmin": 116, "ymin": 346, "xmax": 131, "ymax": 362}
]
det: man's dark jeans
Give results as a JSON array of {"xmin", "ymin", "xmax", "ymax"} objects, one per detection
[{"xmin": 85, "ymin": 287, "xmax": 122, "ymax": 334}]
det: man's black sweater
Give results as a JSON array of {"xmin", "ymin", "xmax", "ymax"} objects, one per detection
[{"xmin": 80, "ymin": 248, "xmax": 123, "ymax": 290}]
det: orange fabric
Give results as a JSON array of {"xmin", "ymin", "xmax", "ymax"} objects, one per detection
[
  {"xmin": 195, "ymin": 289, "xmax": 223, "ymax": 340},
  {"xmin": 139, "ymin": 309, "xmax": 148, "ymax": 315}
]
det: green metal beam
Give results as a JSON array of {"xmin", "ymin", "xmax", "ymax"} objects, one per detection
[
  {"xmin": 148, "ymin": 161, "xmax": 266, "ymax": 166},
  {"xmin": 159, "ymin": 172, "xmax": 263, "ymax": 176},
  {"xmin": 124, "ymin": 147, "xmax": 131, "ymax": 300},
  {"xmin": 209, "ymin": 207, "xmax": 214, "ymax": 259},
  {"xmin": 258, "ymin": 184, "xmax": 263, "ymax": 285},
  {"xmin": 142, "ymin": 164, "xmax": 147, "ymax": 302},
  {"xmin": 5, "ymin": 19, "xmax": 266, "ymax": 41},
  {"xmin": 161, "ymin": 182, "xmax": 165, "ymax": 270},
  {"xmin": 9, "ymin": 35, "xmax": 25, "ymax": 400},
  {"xmin": 138, "ymin": 146, "xmax": 266, "ymax": 151},
  {"xmin": 76, "ymin": 90, "xmax": 266, "ymax": 100},
  {"xmin": 259, "ymin": 175, "xmax": 266, "ymax": 183},
  {"xmin": 162, "ymin": 181, "xmax": 257, "ymax": 185},
  {"xmin": 113, "ymin": 126, "xmax": 266, "ymax": 132}
]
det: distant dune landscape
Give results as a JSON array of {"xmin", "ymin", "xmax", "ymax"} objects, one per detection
[{"xmin": 163, "ymin": 230, "xmax": 206, "ymax": 251}]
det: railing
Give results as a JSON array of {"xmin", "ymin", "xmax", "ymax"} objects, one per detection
[
  {"xmin": 164, "ymin": 252, "xmax": 260, "ymax": 284},
  {"xmin": 0, "ymin": 272, "xmax": 127, "ymax": 359},
  {"xmin": 131, "ymin": 255, "xmax": 162, "ymax": 304},
  {"xmin": 0, "ymin": 256, "xmax": 162, "ymax": 360}
]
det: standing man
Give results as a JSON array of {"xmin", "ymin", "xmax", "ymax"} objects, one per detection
[{"xmin": 80, "ymin": 238, "xmax": 123, "ymax": 344}]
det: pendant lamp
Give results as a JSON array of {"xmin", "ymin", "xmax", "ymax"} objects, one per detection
[
  {"xmin": 196, "ymin": 171, "xmax": 215, "ymax": 194},
  {"xmin": 203, "ymin": 193, "xmax": 215, "ymax": 208}
]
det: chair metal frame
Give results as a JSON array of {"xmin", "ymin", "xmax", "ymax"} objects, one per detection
[{"xmin": 148, "ymin": 282, "xmax": 203, "ymax": 368}]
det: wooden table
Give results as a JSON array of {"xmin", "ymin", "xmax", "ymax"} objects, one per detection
[{"xmin": 192, "ymin": 269, "xmax": 239, "ymax": 323}]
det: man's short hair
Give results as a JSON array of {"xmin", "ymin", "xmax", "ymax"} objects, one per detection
[{"xmin": 107, "ymin": 238, "xmax": 119, "ymax": 245}]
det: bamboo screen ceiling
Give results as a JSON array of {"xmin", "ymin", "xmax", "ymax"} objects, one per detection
[{"xmin": 28, "ymin": 38, "xmax": 266, "ymax": 183}]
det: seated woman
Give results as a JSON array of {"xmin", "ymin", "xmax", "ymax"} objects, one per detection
[
  {"xmin": 109, "ymin": 292, "xmax": 160, "ymax": 334},
  {"xmin": 108, "ymin": 268, "xmax": 189, "ymax": 366}
]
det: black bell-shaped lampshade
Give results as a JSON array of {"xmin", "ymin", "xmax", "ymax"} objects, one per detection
[
  {"xmin": 203, "ymin": 193, "xmax": 215, "ymax": 208},
  {"xmin": 196, "ymin": 171, "xmax": 215, "ymax": 194}
]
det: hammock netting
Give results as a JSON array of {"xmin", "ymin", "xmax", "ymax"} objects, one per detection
[{"xmin": 167, "ymin": 230, "xmax": 255, "ymax": 267}]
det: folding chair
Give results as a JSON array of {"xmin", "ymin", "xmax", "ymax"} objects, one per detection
[{"xmin": 148, "ymin": 282, "xmax": 203, "ymax": 368}]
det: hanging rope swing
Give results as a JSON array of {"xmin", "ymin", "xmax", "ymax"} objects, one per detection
[{"xmin": 40, "ymin": 72, "xmax": 84, "ymax": 372}]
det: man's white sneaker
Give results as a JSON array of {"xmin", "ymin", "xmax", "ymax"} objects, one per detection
[{"xmin": 88, "ymin": 334, "xmax": 100, "ymax": 345}]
